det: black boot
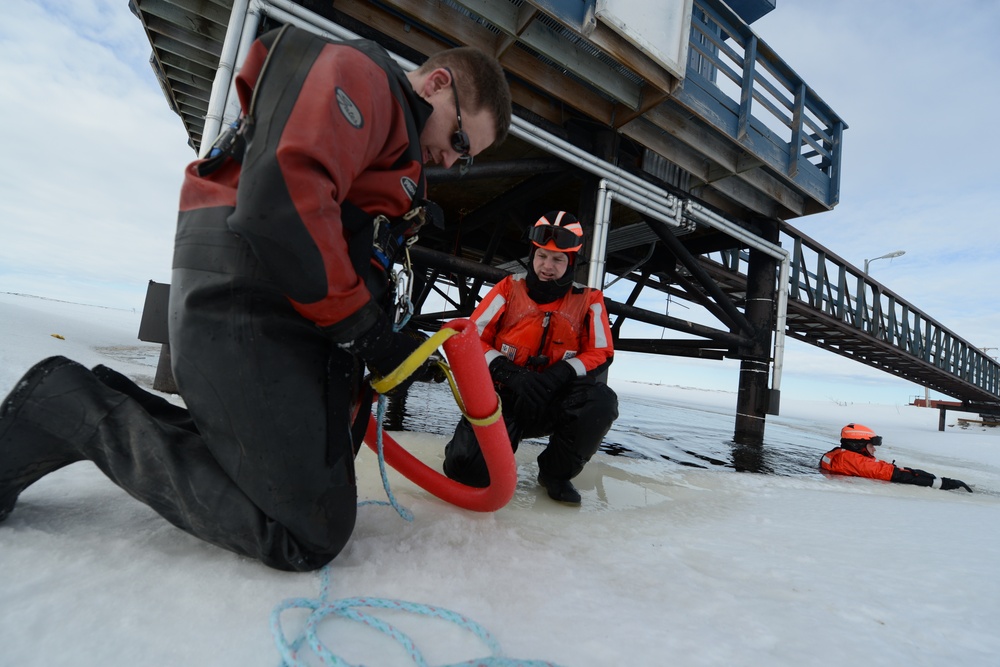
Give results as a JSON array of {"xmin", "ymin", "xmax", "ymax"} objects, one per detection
[
  {"xmin": 537, "ymin": 471, "xmax": 581, "ymax": 505},
  {"xmin": 0, "ymin": 357, "xmax": 87, "ymax": 521}
]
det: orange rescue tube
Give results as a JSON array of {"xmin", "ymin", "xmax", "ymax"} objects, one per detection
[{"xmin": 364, "ymin": 318, "xmax": 516, "ymax": 512}]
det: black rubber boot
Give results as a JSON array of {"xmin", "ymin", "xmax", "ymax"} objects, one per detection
[
  {"xmin": 442, "ymin": 418, "xmax": 493, "ymax": 488},
  {"xmin": 537, "ymin": 471, "xmax": 581, "ymax": 505},
  {"xmin": 0, "ymin": 357, "xmax": 87, "ymax": 521}
]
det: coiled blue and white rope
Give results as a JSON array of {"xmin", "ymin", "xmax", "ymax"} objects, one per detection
[{"xmin": 270, "ymin": 384, "xmax": 565, "ymax": 666}]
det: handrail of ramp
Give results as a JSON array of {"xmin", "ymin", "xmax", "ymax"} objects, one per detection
[{"xmin": 708, "ymin": 223, "xmax": 1000, "ymax": 406}]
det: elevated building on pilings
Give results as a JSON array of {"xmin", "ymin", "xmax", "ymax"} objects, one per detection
[{"xmin": 131, "ymin": 0, "xmax": 1000, "ymax": 447}]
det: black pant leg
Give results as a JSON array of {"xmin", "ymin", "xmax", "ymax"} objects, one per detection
[
  {"xmin": 537, "ymin": 380, "xmax": 618, "ymax": 481},
  {"xmin": 0, "ymin": 356, "xmax": 338, "ymax": 571},
  {"xmin": 443, "ymin": 388, "xmax": 523, "ymax": 487},
  {"xmin": 168, "ymin": 213, "xmax": 365, "ymax": 568},
  {"xmin": 91, "ymin": 364, "xmax": 198, "ymax": 433}
]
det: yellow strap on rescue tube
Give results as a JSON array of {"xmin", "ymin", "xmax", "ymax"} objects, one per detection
[{"xmin": 369, "ymin": 328, "xmax": 457, "ymax": 395}]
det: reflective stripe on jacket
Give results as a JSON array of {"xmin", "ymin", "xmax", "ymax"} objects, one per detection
[
  {"xmin": 472, "ymin": 274, "xmax": 613, "ymax": 376},
  {"xmin": 819, "ymin": 447, "xmax": 895, "ymax": 481}
]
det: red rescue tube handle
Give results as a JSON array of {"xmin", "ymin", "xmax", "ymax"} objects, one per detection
[{"xmin": 364, "ymin": 318, "xmax": 516, "ymax": 512}]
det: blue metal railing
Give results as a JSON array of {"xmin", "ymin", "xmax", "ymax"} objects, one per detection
[
  {"xmin": 712, "ymin": 229, "xmax": 1000, "ymax": 402},
  {"xmin": 786, "ymin": 234, "xmax": 1000, "ymax": 396},
  {"xmin": 677, "ymin": 0, "xmax": 847, "ymax": 210}
]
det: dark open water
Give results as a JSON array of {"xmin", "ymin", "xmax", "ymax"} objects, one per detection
[{"xmin": 382, "ymin": 381, "xmax": 830, "ymax": 479}]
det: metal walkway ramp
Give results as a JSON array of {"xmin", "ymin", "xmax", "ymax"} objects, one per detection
[{"xmin": 701, "ymin": 223, "xmax": 1000, "ymax": 409}]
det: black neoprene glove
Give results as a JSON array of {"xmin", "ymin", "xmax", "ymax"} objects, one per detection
[
  {"xmin": 891, "ymin": 467, "xmax": 973, "ymax": 493},
  {"xmin": 489, "ymin": 357, "xmax": 546, "ymax": 421},
  {"xmin": 890, "ymin": 467, "xmax": 936, "ymax": 487},
  {"xmin": 341, "ymin": 312, "xmax": 440, "ymax": 395},
  {"xmin": 489, "ymin": 358, "xmax": 577, "ymax": 422},
  {"xmin": 940, "ymin": 477, "xmax": 973, "ymax": 492},
  {"xmin": 541, "ymin": 360, "xmax": 577, "ymax": 391},
  {"xmin": 487, "ymin": 356, "xmax": 522, "ymax": 385},
  {"xmin": 489, "ymin": 357, "xmax": 543, "ymax": 400}
]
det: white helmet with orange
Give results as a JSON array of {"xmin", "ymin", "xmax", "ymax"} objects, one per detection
[{"xmin": 528, "ymin": 210, "xmax": 584, "ymax": 254}]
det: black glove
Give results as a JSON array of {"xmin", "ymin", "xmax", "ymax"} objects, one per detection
[
  {"xmin": 891, "ymin": 467, "xmax": 937, "ymax": 487},
  {"xmin": 342, "ymin": 313, "xmax": 440, "ymax": 395},
  {"xmin": 940, "ymin": 477, "xmax": 973, "ymax": 492},
  {"xmin": 541, "ymin": 360, "xmax": 577, "ymax": 391},
  {"xmin": 488, "ymin": 356, "xmax": 520, "ymax": 384},
  {"xmin": 489, "ymin": 358, "xmax": 577, "ymax": 422},
  {"xmin": 489, "ymin": 357, "xmax": 546, "ymax": 421}
]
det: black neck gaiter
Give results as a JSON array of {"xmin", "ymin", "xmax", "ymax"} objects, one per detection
[{"xmin": 526, "ymin": 249, "xmax": 575, "ymax": 304}]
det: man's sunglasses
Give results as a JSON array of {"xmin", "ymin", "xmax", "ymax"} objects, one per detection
[
  {"xmin": 444, "ymin": 67, "xmax": 472, "ymax": 174},
  {"xmin": 529, "ymin": 224, "xmax": 581, "ymax": 250}
]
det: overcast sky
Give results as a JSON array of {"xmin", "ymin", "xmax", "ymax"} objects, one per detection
[
  {"xmin": 2, "ymin": 0, "xmax": 998, "ymax": 404},
  {"xmin": 0, "ymin": 1, "xmax": 191, "ymax": 310}
]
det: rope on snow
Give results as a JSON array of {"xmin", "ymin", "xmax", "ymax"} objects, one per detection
[
  {"xmin": 271, "ymin": 562, "xmax": 565, "ymax": 667},
  {"xmin": 270, "ymin": 363, "xmax": 566, "ymax": 665}
]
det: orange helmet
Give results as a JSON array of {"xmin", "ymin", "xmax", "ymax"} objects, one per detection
[
  {"xmin": 528, "ymin": 210, "xmax": 584, "ymax": 253},
  {"xmin": 840, "ymin": 423, "xmax": 882, "ymax": 451}
]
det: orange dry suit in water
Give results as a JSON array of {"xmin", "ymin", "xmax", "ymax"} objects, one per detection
[{"xmin": 820, "ymin": 447, "xmax": 971, "ymax": 491}]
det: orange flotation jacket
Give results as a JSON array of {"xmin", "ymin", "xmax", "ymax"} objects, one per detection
[
  {"xmin": 819, "ymin": 447, "xmax": 895, "ymax": 481},
  {"xmin": 819, "ymin": 447, "xmax": 946, "ymax": 488},
  {"xmin": 472, "ymin": 274, "xmax": 613, "ymax": 376}
]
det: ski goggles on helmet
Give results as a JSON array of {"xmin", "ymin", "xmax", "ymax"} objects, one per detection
[
  {"xmin": 528, "ymin": 223, "xmax": 581, "ymax": 251},
  {"xmin": 867, "ymin": 435, "xmax": 883, "ymax": 447}
]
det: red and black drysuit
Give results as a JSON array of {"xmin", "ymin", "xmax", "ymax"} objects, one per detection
[
  {"xmin": 820, "ymin": 448, "xmax": 969, "ymax": 490},
  {"xmin": 0, "ymin": 26, "xmax": 434, "ymax": 571},
  {"xmin": 443, "ymin": 273, "xmax": 619, "ymax": 486}
]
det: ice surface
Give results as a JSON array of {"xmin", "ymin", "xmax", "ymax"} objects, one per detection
[{"xmin": 1, "ymin": 292, "xmax": 998, "ymax": 666}]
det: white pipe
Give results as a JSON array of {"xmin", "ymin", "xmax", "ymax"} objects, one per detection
[
  {"xmin": 265, "ymin": 0, "xmax": 418, "ymax": 67},
  {"xmin": 603, "ymin": 182, "xmax": 680, "ymax": 229},
  {"xmin": 588, "ymin": 183, "xmax": 612, "ymax": 288},
  {"xmin": 203, "ymin": 0, "xmax": 416, "ymax": 156},
  {"xmin": 772, "ymin": 257, "xmax": 789, "ymax": 393},
  {"xmin": 683, "ymin": 200, "xmax": 786, "ymax": 260},
  {"xmin": 200, "ymin": 0, "xmax": 252, "ymax": 157},
  {"xmin": 597, "ymin": 181, "xmax": 789, "ymax": 396},
  {"xmin": 220, "ymin": 2, "xmax": 266, "ymax": 130},
  {"xmin": 512, "ymin": 121, "xmax": 685, "ymax": 223},
  {"xmin": 257, "ymin": 2, "xmax": 354, "ymax": 46},
  {"xmin": 682, "ymin": 201, "xmax": 790, "ymax": 395}
]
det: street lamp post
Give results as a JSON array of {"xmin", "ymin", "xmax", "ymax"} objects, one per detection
[{"xmin": 863, "ymin": 250, "xmax": 906, "ymax": 274}]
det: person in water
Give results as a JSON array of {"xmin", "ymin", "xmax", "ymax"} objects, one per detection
[
  {"xmin": 443, "ymin": 211, "xmax": 619, "ymax": 504},
  {"xmin": 820, "ymin": 423, "xmax": 972, "ymax": 492}
]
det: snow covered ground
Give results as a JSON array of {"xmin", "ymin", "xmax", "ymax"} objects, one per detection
[{"xmin": 1, "ymin": 291, "xmax": 998, "ymax": 666}]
